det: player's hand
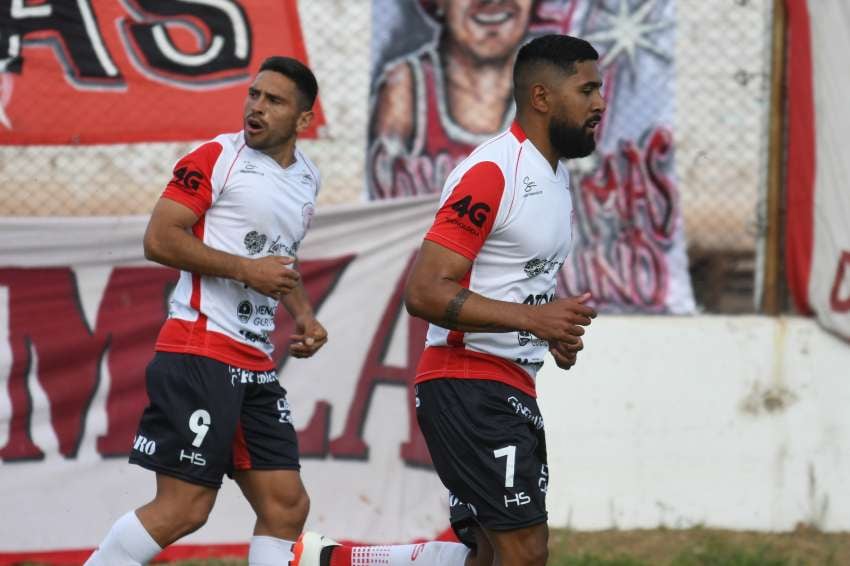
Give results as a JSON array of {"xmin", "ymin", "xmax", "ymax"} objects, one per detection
[
  {"xmin": 527, "ymin": 292, "xmax": 596, "ymax": 344},
  {"xmin": 549, "ymin": 337, "xmax": 583, "ymax": 370},
  {"xmin": 290, "ymin": 317, "xmax": 328, "ymax": 358},
  {"xmin": 239, "ymin": 256, "xmax": 300, "ymax": 299}
]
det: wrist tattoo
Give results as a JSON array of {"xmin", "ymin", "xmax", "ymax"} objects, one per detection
[{"xmin": 443, "ymin": 288, "xmax": 472, "ymax": 328}]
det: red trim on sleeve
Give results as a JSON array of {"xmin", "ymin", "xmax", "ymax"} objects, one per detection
[
  {"xmin": 784, "ymin": 0, "xmax": 816, "ymax": 315},
  {"xmin": 161, "ymin": 141, "xmax": 223, "ymax": 217},
  {"xmin": 415, "ymin": 346, "xmax": 537, "ymax": 398},
  {"xmin": 155, "ymin": 318, "xmax": 275, "ymax": 370},
  {"xmin": 424, "ymin": 161, "xmax": 505, "ymax": 260}
]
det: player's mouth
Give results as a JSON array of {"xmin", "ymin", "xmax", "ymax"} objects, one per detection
[
  {"xmin": 585, "ymin": 116, "xmax": 602, "ymax": 133},
  {"xmin": 245, "ymin": 116, "xmax": 265, "ymax": 135},
  {"xmin": 470, "ymin": 1, "xmax": 516, "ymax": 26}
]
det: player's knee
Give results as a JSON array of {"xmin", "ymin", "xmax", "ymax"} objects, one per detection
[
  {"xmin": 497, "ymin": 524, "xmax": 548, "ymax": 566},
  {"xmin": 179, "ymin": 495, "xmax": 215, "ymax": 534},
  {"xmin": 518, "ymin": 527, "xmax": 548, "ymax": 566},
  {"xmin": 257, "ymin": 488, "xmax": 310, "ymax": 529},
  {"xmin": 526, "ymin": 544, "xmax": 549, "ymax": 566},
  {"xmin": 182, "ymin": 505, "xmax": 212, "ymax": 534}
]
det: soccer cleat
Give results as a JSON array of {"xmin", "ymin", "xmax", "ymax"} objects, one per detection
[{"xmin": 290, "ymin": 531, "xmax": 340, "ymax": 566}]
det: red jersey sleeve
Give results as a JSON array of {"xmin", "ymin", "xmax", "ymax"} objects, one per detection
[
  {"xmin": 161, "ymin": 141, "xmax": 223, "ymax": 217},
  {"xmin": 424, "ymin": 161, "xmax": 505, "ymax": 260}
]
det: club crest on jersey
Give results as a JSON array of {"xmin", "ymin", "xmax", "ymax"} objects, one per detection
[
  {"xmin": 244, "ymin": 231, "xmax": 267, "ymax": 255},
  {"xmin": 237, "ymin": 300, "xmax": 253, "ymax": 323}
]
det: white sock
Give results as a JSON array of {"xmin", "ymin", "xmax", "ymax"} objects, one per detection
[
  {"xmin": 349, "ymin": 541, "xmax": 469, "ymax": 566},
  {"xmin": 249, "ymin": 535, "xmax": 295, "ymax": 565},
  {"xmin": 84, "ymin": 511, "xmax": 162, "ymax": 566}
]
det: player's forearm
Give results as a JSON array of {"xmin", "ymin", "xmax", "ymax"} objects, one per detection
[
  {"xmin": 144, "ymin": 225, "xmax": 247, "ymax": 282},
  {"xmin": 280, "ymin": 280, "xmax": 314, "ymax": 322},
  {"xmin": 405, "ymin": 278, "xmax": 533, "ymax": 333}
]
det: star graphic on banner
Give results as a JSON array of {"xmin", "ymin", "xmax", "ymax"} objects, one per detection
[{"xmin": 583, "ymin": 0, "xmax": 672, "ymax": 72}]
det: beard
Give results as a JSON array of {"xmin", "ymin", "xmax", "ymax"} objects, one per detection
[{"xmin": 548, "ymin": 115, "xmax": 597, "ymax": 159}]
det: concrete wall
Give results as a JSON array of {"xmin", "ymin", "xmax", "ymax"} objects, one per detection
[{"xmin": 539, "ymin": 315, "xmax": 850, "ymax": 531}]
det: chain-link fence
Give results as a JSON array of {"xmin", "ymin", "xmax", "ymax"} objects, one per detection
[{"xmin": 0, "ymin": 0, "xmax": 776, "ymax": 313}]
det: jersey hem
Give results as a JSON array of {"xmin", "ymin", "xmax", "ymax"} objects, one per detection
[
  {"xmin": 415, "ymin": 346, "xmax": 537, "ymax": 397},
  {"xmin": 156, "ymin": 319, "xmax": 276, "ymax": 371}
]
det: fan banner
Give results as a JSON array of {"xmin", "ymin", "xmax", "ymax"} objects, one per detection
[
  {"xmin": 0, "ymin": 1, "xmax": 324, "ymax": 144},
  {"xmin": 785, "ymin": 0, "xmax": 850, "ymax": 341},
  {"xmin": 0, "ymin": 198, "xmax": 456, "ymax": 560},
  {"xmin": 366, "ymin": 0, "xmax": 695, "ymax": 314}
]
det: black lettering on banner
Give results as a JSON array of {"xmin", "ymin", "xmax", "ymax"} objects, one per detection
[
  {"xmin": 120, "ymin": 0, "xmax": 252, "ymax": 85},
  {"xmin": 0, "ymin": 0, "xmax": 123, "ymax": 86},
  {"xmin": 450, "ymin": 195, "xmax": 491, "ymax": 228},
  {"xmin": 171, "ymin": 166, "xmax": 204, "ymax": 190}
]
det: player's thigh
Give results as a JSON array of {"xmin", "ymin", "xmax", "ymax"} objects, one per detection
[
  {"xmin": 416, "ymin": 379, "xmax": 549, "ymax": 532},
  {"xmin": 130, "ymin": 352, "xmax": 244, "ymax": 489},
  {"xmin": 232, "ymin": 374, "xmax": 300, "ymax": 473},
  {"xmin": 231, "ymin": 375, "xmax": 305, "ymax": 516}
]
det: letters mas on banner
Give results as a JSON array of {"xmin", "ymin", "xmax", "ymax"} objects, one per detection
[{"xmin": 0, "ymin": 1, "xmax": 324, "ymax": 144}]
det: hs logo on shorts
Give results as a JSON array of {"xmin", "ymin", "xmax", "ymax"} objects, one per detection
[
  {"xmin": 179, "ymin": 409, "xmax": 210, "ymax": 466},
  {"xmin": 504, "ymin": 491, "xmax": 532, "ymax": 508}
]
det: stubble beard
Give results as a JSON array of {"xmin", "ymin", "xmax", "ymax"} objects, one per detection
[{"xmin": 548, "ymin": 115, "xmax": 596, "ymax": 160}]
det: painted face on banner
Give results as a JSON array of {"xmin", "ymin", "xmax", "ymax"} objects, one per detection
[
  {"xmin": 440, "ymin": 0, "xmax": 534, "ymax": 62},
  {"xmin": 549, "ymin": 60, "xmax": 606, "ymax": 159},
  {"xmin": 243, "ymin": 71, "xmax": 313, "ymax": 153}
]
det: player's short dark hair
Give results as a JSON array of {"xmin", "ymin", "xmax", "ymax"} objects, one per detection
[
  {"xmin": 513, "ymin": 35, "xmax": 599, "ymax": 103},
  {"xmin": 259, "ymin": 56, "xmax": 318, "ymax": 111}
]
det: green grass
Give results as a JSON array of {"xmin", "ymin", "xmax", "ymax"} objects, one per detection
[{"xmin": 18, "ymin": 527, "xmax": 848, "ymax": 565}]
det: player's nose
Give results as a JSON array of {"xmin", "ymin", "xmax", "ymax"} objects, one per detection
[{"xmin": 593, "ymin": 90, "xmax": 607, "ymax": 114}]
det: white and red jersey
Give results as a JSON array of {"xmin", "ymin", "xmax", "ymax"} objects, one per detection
[
  {"xmin": 155, "ymin": 131, "xmax": 320, "ymax": 371},
  {"xmin": 415, "ymin": 122, "xmax": 574, "ymax": 397}
]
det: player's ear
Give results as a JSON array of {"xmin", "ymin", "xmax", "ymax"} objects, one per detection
[
  {"xmin": 295, "ymin": 109, "xmax": 314, "ymax": 134},
  {"xmin": 529, "ymin": 83, "xmax": 550, "ymax": 114}
]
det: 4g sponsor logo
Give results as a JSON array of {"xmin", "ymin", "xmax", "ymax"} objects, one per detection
[
  {"xmin": 450, "ymin": 195, "xmax": 490, "ymax": 228},
  {"xmin": 171, "ymin": 166, "xmax": 204, "ymax": 191}
]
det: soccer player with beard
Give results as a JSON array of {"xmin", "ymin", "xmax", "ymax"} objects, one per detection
[
  {"xmin": 84, "ymin": 57, "xmax": 327, "ymax": 566},
  {"xmin": 292, "ymin": 35, "xmax": 604, "ymax": 566}
]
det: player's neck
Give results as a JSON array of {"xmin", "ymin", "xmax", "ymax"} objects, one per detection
[
  {"xmin": 259, "ymin": 138, "xmax": 298, "ymax": 168},
  {"xmin": 516, "ymin": 116, "xmax": 559, "ymax": 173}
]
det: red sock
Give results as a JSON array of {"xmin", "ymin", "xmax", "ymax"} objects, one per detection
[{"xmin": 328, "ymin": 545, "xmax": 352, "ymax": 566}]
